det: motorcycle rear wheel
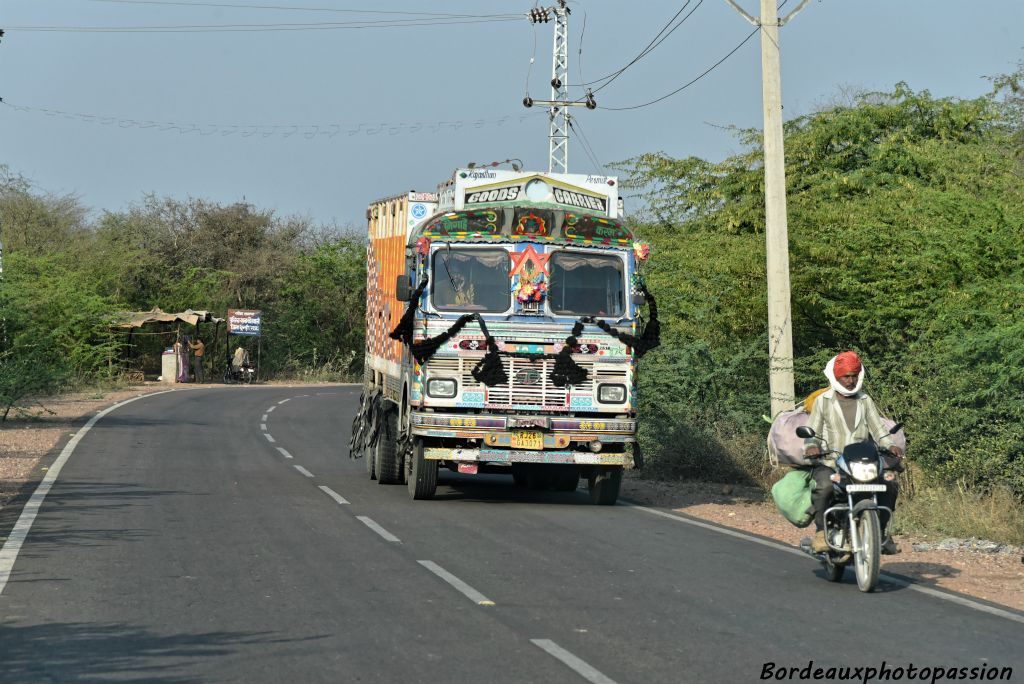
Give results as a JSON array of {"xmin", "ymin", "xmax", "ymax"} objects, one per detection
[{"xmin": 854, "ymin": 509, "xmax": 882, "ymax": 592}]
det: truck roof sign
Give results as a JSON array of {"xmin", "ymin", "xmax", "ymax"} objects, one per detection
[{"xmin": 437, "ymin": 169, "xmax": 619, "ymax": 219}]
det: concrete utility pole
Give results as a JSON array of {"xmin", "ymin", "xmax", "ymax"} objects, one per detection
[
  {"xmin": 524, "ymin": 1, "xmax": 596, "ymax": 174},
  {"xmin": 725, "ymin": 0, "xmax": 810, "ymax": 417}
]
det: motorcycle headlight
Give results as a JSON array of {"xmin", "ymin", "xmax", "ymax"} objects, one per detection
[
  {"xmin": 850, "ymin": 462, "xmax": 878, "ymax": 483},
  {"xmin": 597, "ymin": 383, "xmax": 626, "ymax": 404},
  {"xmin": 426, "ymin": 377, "xmax": 457, "ymax": 398}
]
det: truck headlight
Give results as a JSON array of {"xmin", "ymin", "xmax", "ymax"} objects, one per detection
[
  {"xmin": 426, "ymin": 377, "xmax": 457, "ymax": 398},
  {"xmin": 850, "ymin": 462, "xmax": 878, "ymax": 483},
  {"xmin": 597, "ymin": 383, "xmax": 626, "ymax": 404}
]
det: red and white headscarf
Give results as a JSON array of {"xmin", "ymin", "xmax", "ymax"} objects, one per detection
[{"xmin": 824, "ymin": 351, "xmax": 864, "ymax": 397}]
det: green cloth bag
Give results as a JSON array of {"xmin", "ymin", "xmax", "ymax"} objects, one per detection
[{"xmin": 771, "ymin": 469, "xmax": 816, "ymax": 528}]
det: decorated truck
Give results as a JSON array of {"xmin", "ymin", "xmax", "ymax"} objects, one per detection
[{"xmin": 349, "ymin": 167, "xmax": 659, "ymax": 504}]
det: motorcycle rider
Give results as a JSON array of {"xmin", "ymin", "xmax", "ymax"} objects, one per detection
[{"xmin": 804, "ymin": 351, "xmax": 903, "ymax": 554}]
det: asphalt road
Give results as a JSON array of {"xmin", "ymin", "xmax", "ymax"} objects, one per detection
[{"xmin": 0, "ymin": 386, "xmax": 1021, "ymax": 683}]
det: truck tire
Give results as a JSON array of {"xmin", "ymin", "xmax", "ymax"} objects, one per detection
[
  {"xmin": 407, "ymin": 437, "xmax": 437, "ymax": 500},
  {"xmin": 374, "ymin": 408, "xmax": 402, "ymax": 484},
  {"xmin": 588, "ymin": 466, "xmax": 622, "ymax": 505}
]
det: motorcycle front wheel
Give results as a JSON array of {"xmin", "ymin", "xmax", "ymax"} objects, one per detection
[{"xmin": 854, "ymin": 509, "xmax": 881, "ymax": 592}]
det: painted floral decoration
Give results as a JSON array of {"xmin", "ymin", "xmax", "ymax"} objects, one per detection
[
  {"xmin": 633, "ymin": 241, "xmax": 651, "ymax": 262},
  {"xmin": 514, "ymin": 265, "xmax": 547, "ymax": 303}
]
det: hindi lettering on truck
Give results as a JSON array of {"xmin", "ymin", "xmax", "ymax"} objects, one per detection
[{"xmin": 349, "ymin": 170, "xmax": 659, "ymax": 503}]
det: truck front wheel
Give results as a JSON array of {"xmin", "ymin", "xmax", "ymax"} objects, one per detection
[
  {"xmin": 407, "ymin": 437, "xmax": 437, "ymax": 500},
  {"xmin": 374, "ymin": 408, "xmax": 403, "ymax": 484},
  {"xmin": 588, "ymin": 466, "xmax": 622, "ymax": 505}
]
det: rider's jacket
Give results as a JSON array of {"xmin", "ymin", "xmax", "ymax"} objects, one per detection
[{"xmin": 802, "ymin": 389, "xmax": 897, "ymax": 468}]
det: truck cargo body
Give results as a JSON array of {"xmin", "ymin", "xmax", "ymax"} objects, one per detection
[{"xmin": 353, "ymin": 170, "xmax": 655, "ymax": 503}]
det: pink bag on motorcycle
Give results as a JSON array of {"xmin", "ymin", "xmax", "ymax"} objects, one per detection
[{"xmin": 766, "ymin": 409, "xmax": 815, "ymax": 467}]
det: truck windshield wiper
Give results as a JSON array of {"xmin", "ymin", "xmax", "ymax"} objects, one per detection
[{"xmin": 442, "ymin": 242, "xmax": 459, "ymax": 294}]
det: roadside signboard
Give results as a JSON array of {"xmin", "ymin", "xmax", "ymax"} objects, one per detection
[{"xmin": 228, "ymin": 309, "xmax": 262, "ymax": 337}]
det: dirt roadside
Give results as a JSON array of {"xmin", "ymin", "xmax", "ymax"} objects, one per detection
[{"xmin": 2, "ymin": 385, "xmax": 1022, "ymax": 613}]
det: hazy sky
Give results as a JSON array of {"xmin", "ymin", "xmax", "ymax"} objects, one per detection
[{"xmin": 2, "ymin": 0, "xmax": 1021, "ymax": 228}]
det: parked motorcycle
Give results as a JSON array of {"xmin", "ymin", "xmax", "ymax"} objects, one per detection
[{"xmin": 795, "ymin": 423, "xmax": 903, "ymax": 592}]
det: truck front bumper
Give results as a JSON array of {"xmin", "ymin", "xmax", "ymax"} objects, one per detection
[{"xmin": 423, "ymin": 447, "xmax": 631, "ymax": 466}]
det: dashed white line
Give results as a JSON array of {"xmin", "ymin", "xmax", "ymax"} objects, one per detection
[
  {"xmin": 418, "ymin": 560, "xmax": 494, "ymax": 606},
  {"xmin": 264, "ymin": 433, "xmax": 276, "ymax": 443},
  {"xmin": 530, "ymin": 639, "xmax": 618, "ymax": 684},
  {"xmin": 318, "ymin": 485, "xmax": 349, "ymax": 505},
  {"xmin": 277, "ymin": 398, "xmax": 291, "ymax": 405},
  {"xmin": 261, "ymin": 414, "xmax": 268, "ymax": 422},
  {"xmin": 356, "ymin": 516, "xmax": 401, "ymax": 543},
  {"xmin": 266, "ymin": 406, "xmax": 276, "ymax": 413},
  {"xmin": 627, "ymin": 503, "xmax": 1024, "ymax": 625},
  {"xmin": 293, "ymin": 465, "xmax": 314, "ymax": 478},
  {"xmin": 260, "ymin": 423, "xmax": 267, "ymax": 431},
  {"xmin": 276, "ymin": 447, "xmax": 294, "ymax": 459}
]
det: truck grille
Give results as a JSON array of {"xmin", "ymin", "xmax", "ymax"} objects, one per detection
[{"xmin": 425, "ymin": 356, "xmax": 628, "ymax": 409}]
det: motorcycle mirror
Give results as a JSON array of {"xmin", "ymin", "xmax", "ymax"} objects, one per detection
[
  {"xmin": 795, "ymin": 426, "xmax": 816, "ymax": 439},
  {"xmin": 888, "ymin": 422, "xmax": 903, "ymax": 435}
]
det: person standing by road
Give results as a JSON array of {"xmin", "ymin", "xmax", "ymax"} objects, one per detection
[{"xmin": 189, "ymin": 336, "xmax": 206, "ymax": 383}]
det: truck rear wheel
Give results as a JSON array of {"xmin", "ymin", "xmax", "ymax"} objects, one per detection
[
  {"xmin": 407, "ymin": 438, "xmax": 437, "ymax": 500},
  {"xmin": 374, "ymin": 408, "xmax": 402, "ymax": 484},
  {"xmin": 588, "ymin": 466, "xmax": 622, "ymax": 505}
]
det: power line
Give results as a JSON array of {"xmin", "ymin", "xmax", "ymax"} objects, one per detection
[
  {"xmin": 87, "ymin": 0, "xmax": 500, "ymax": 17},
  {"xmin": 6, "ymin": 16, "xmax": 524, "ymax": 34},
  {"xmin": 567, "ymin": 117, "xmax": 606, "ymax": 176},
  {"xmin": 582, "ymin": 0, "xmax": 704, "ymax": 95},
  {"xmin": 0, "ymin": 99, "xmax": 544, "ymax": 138},
  {"xmin": 600, "ymin": 27, "xmax": 758, "ymax": 111}
]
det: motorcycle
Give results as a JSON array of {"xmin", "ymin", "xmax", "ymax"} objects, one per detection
[{"xmin": 795, "ymin": 423, "xmax": 903, "ymax": 593}]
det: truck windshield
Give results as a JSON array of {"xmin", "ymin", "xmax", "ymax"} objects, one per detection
[
  {"xmin": 431, "ymin": 247, "xmax": 510, "ymax": 312},
  {"xmin": 548, "ymin": 252, "xmax": 624, "ymax": 317}
]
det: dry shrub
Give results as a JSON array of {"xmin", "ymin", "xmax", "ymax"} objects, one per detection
[{"xmin": 890, "ymin": 482, "xmax": 1024, "ymax": 545}]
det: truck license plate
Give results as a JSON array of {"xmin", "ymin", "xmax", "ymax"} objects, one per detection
[{"xmin": 511, "ymin": 431, "xmax": 544, "ymax": 450}]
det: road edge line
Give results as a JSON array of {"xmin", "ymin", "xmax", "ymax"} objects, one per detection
[
  {"xmin": 625, "ymin": 502, "xmax": 1024, "ymax": 625},
  {"xmin": 0, "ymin": 390, "xmax": 175, "ymax": 596}
]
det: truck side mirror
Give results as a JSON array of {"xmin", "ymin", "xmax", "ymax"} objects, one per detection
[{"xmin": 395, "ymin": 274, "xmax": 412, "ymax": 301}]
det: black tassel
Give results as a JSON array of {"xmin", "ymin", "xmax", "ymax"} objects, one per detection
[{"xmin": 389, "ymin": 277, "xmax": 429, "ymax": 345}]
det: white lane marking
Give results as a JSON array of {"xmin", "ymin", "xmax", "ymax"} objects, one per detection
[
  {"xmin": 261, "ymin": 414, "xmax": 268, "ymax": 422},
  {"xmin": 318, "ymin": 486, "xmax": 349, "ymax": 505},
  {"xmin": 0, "ymin": 390, "xmax": 175, "ymax": 596},
  {"xmin": 356, "ymin": 516, "xmax": 401, "ymax": 543},
  {"xmin": 260, "ymin": 423, "xmax": 267, "ymax": 431},
  {"xmin": 264, "ymin": 433, "xmax": 276, "ymax": 443},
  {"xmin": 293, "ymin": 465, "xmax": 314, "ymax": 478},
  {"xmin": 530, "ymin": 639, "xmax": 618, "ymax": 684},
  {"xmin": 266, "ymin": 406, "xmax": 276, "ymax": 413},
  {"xmin": 418, "ymin": 560, "xmax": 495, "ymax": 606},
  {"xmin": 276, "ymin": 447, "xmax": 294, "ymax": 459},
  {"xmin": 277, "ymin": 398, "xmax": 291, "ymax": 405},
  {"xmin": 627, "ymin": 504, "xmax": 1024, "ymax": 625}
]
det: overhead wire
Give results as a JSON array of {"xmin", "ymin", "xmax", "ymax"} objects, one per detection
[
  {"xmin": 580, "ymin": 0, "xmax": 703, "ymax": 95},
  {"xmin": 87, "ymin": 0, "xmax": 501, "ymax": 17},
  {"xmin": 600, "ymin": 27, "xmax": 758, "ymax": 111},
  {"xmin": 0, "ymin": 99, "xmax": 546, "ymax": 138},
  {"xmin": 6, "ymin": 16, "xmax": 525, "ymax": 33},
  {"xmin": 567, "ymin": 117, "xmax": 606, "ymax": 176}
]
